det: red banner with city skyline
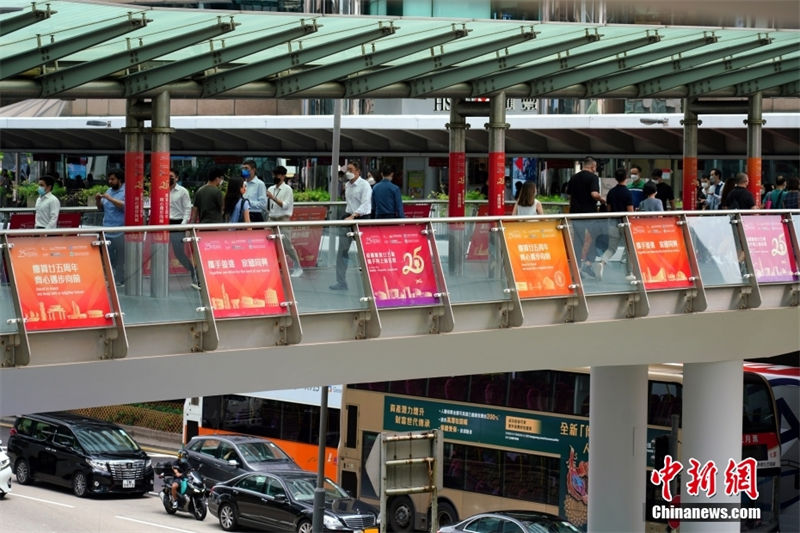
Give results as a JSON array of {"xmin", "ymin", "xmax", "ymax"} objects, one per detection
[{"xmin": 630, "ymin": 216, "xmax": 693, "ymax": 290}]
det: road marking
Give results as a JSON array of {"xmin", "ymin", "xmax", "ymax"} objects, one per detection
[
  {"xmin": 12, "ymin": 493, "xmax": 75, "ymax": 508},
  {"xmin": 115, "ymin": 516, "xmax": 198, "ymax": 533}
]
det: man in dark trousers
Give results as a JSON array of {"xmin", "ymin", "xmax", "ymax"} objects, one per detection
[
  {"xmin": 371, "ymin": 164, "xmax": 405, "ymax": 219},
  {"xmin": 652, "ymin": 168, "xmax": 675, "ymax": 211},
  {"xmin": 566, "ymin": 156, "xmax": 605, "ymax": 278},
  {"xmin": 725, "ymin": 172, "xmax": 757, "ymax": 210}
]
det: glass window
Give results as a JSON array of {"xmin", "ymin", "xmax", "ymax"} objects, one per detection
[
  {"xmin": 570, "ymin": 218, "xmax": 638, "ymax": 294},
  {"xmin": 265, "ymin": 476, "xmax": 286, "ymax": 498},
  {"xmin": 74, "ymin": 427, "xmax": 140, "ymax": 453},
  {"xmin": 218, "ymin": 442, "xmax": 237, "ymax": 462},
  {"xmin": 236, "ymin": 474, "xmax": 266, "ymax": 493},
  {"xmin": 53, "ymin": 428, "xmax": 78, "ymax": 449},
  {"xmin": 360, "ymin": 431, "xmax": 380, "ymax": 499},
  {"xmin": 743, "ymin": 374, "xmax": 775, "ymax": 434},
  {"xmin": 648, "ymin": 382, "xmax": 682, "ymax": 427},
  {"xmin": 236, "ymin": 440, "xmax": 290, "ymax": 463},
  {"xmin": 687, "ymin": 215, "xmax": 746, "ymax": 286}
]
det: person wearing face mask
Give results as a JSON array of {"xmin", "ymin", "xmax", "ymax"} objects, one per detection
[
  {"xmin": 168, "ymin": 168, "xmax": 199, "ymax": 289},
  {"xmin": 626, "ymin": 165, "xmax": 646, "ymax": 210},
  {"xmin": 267, "ymin": 166, "xmax": 303, "ymax": 277},
  {"xmin": 241, "ymin": 159, "xmax": 267, "ymax": 222},
  {"xmin": 329, "ymin": 161, "xmax": 372, "ymax": 291},
  {"xmin": 34, "ymin": 175, "xmax": 60, "ymax": 229},
  {"xmin": 96, "ymin": 169, "xmax": 126, "ymax": 286}
]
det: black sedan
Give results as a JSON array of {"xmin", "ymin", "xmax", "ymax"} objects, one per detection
[
  {"xmin": 183, "ymin": 434, "xmax": 300, "ymax": 487},
  {"xmin": 438, "ymin": 511, "xmax": 581, "ymax": 533},
  {"xmin": 208, "ymin": 470, "xmax": 379, "ymax": 533}
]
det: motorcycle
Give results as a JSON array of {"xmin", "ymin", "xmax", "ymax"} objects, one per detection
[{"xmin": 158, "ymin": 465, "xmax": 207, "ymax": 521}]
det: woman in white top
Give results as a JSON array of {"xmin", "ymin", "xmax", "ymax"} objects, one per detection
[{"xmin": 512, "ymin": 181, "xmax": 543, "ymax": 216}]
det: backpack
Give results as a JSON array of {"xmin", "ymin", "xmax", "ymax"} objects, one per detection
[{"xmin": 766, "ymin": 189, "xmax": 784, "ymax": 209}]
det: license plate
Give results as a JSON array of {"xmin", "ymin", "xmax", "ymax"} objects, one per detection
[
  {"xmin": 362, "ymin": 529, "xmax": 379, "ymax": 533},
  {"xmin": 122, "ymin": 479, "xmax": 135, "ymax": 488}
]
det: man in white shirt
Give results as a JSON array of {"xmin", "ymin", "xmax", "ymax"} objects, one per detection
[
  {"xmin": 34, "ymin": 175, "xmax": 60, "ymax": 229},
  {"xmin": 168, "ymin": 169, "xmax": 199, "ymax": 289},
  {"xmin": 267, "ymin": 165, "xmax": 303, "ymax": 278},
  {"xmin": 241, "ymin": 159, "xmax": 267, "ymax": 222},
  {"xmin": 330, "ymin": 161, "xmax": 371, "ymax": 290}
]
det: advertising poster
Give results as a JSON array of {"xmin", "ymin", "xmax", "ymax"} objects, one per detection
[
  {"xmin": 741, "ymin": 215, "xmax": 798, "ymax": 283},
  {"xmin": 466, "ymin": 204, "xmax": 515, "ymax": 260},
  {"xmin": 9, "ymin": 236, "xmax": 113, "ymax": 331},
  {"xmin": 404, "ymin": 203, "xmax": 432, "ymax": 218},
  {"xmin": 504, "ymin": 221, "xmax": 573, "ymax": 298},
  {"xmin": 196, "ymin": 231, "xmax": 287, "ymax": 318},
  {"xmin": 289, "ymin": 206, "xmax": 328, "ymax": 268},
  {"xmin": 630, "ymin": 217, "xmax": 693, "ymax": 289},
  {"xmin": 407, "ymin": 170, "xmax": 424, "ymax": 199},
  {"xmin": 360, "ymin": 225, "xmax": 438, "ymax": 308}
]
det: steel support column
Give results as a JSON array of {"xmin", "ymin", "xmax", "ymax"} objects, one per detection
[
  {"xmin": 150, "ymin": 91, "xmax": 172, "ymax": 298},
  {"xmin": 487, "ymin": 92, "xmax": 508, "ymax": 216},
  {"xmin": 123, "ymin": 100, "xmax": 145, "ymax": 296},
  {"xmin": 446, "ymin": 100, "xmax": 467, "ymax": 275},
  {"xmin": 682, "ymin": 101, "xmax": 700, "ymax": 211},
  {"xmin": 746, "ymin": 92, "xmax": 763, "ymax": 205}
]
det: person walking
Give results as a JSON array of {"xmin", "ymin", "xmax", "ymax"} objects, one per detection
[
  {"xmin": 192, "ymin": 166, "xmax": 225, "ymax": 224},
  {"xmin": 267, "ymin": 166, "xmax": 303, "ymax": 277},
  {"xmin": 241, "ymin": 159, "xmax": 267, "ymax": 222},
  {"xmin": 371, "ymin": 164, "xmax": 405, "ymax": 219},
  {"xmin": 511, "ymin": 181, "xmax": 543, "ymax": 216},
  {"xmin": 639, "ymin": 182, "xmax": 664, "ymax": 211},
  {"xmin": 95, "ymin": 169, "xmax": 126, "ymax": 286},
  {"xmin": 652, "ymin": 169, "xmax": 675, "ymax": 211},
  {"xmin": 566, "ymin": 156, "xmax": 605, "ymax": 278},
  {"xmin": 223, "ymin": 176, "xmax": 251, "ymax": 224},
  {"xmin": 329, "ymin": 161, "xmax": 371, "ymax": 291},
  {"xmin": 34, "ymin": 175, "xmax": 60, "ymax": 229},
  {"xmin": 763, "ymin": 175, "xmax": 786, "ymax": 209},
  {"xmin": 168, "ymin": 168, "xmax": 199, "ymax": 289},
  {"xmin": 724, "ymin": 172, "xmax": 757, "ymax": 210}
]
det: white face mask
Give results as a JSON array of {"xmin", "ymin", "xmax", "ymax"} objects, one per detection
[{"xmin": 345, "ymin": 171, "xmax": 355, "ymax": 181}]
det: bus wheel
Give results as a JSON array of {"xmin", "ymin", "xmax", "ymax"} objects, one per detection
[
  {"xmin": 434, "ymin": 501, "xmax": 458, "ymax": 527},
  {"xmin": 388, "ymin": 496, "xmax": 415, "ymax": 532}
]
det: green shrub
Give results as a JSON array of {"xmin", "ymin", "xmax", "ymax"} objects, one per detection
[{"xmin": 295, "ymin": 188, "xmax": 330, "ymax": 202}]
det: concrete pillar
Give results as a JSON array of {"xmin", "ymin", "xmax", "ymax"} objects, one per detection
[
  {"xmin": 150, "ymin": 91, "xmax": 172, "ymax": 298},
  {"xmin": 588, "ymin": 365, "xmax": 648, "ymax": 532},
  {"xmin": 486, "ymin": 92, "xmax": 507, "ymax": 216},
  {"xmin": 682, "ymin": 101, "xmax": 700, "ymax": 211},
  {"xmin": 746, "ymin": 93, "xmax": 763, "ymax": 206},
  {"xmin": 681, "ymin": 361, "xmax": 743, "ymax": 533},
  {"xmin": 446, "ymin": 100, "xmax": 467, "ymax": 275},
  {"xmin": 122, "ymin": 99, "xmax": 145, "ymax": 296}
]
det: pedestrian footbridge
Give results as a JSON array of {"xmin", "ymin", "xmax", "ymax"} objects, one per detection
[{"xmin": 1, "ymin": 210, "xmax": 798, "ymax": 415}]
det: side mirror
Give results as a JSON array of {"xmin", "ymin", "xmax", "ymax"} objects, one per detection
[
  {"xmin": 227, "ymin": 459, "xmax": 239, "ymax": 467},
  {"xmin": 274, "ymin": 493, "xmax": 287, "ymax": 503}
]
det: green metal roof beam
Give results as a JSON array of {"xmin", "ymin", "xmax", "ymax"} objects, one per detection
[
  {"xmin": 409, "ymin": 29, "xmax": 599, "ymax": 97},
  {"xmin": 124, "ymin": 20, "xmax": 319, "ymax": 96},
  {"xmin": 0, "ymin": 3, "xmax": 54, "ymax": 37},
  {"xmin": 686, "ymin": 57, "xmax": 800, "ymax": 95},
  {"xmin": 531, "ymin": 33, "xmax": 717, "ymax": 96},
  {"xmin": 343, "ymin": 26, "xmax": 537, "ymax": 97},
  {"xmin": 202, "ymin": 22, "xmax": 396, "ymax": 97},
  {"xmin": 0, "ymin": 14, "xmax": 148, "ymax": 80},
  {"xmin": 275, "ymin": 24, "xmax": 468, "ymax": 97},
  {"xmin": 472, "ymin": 32, "xmax": 660, "ymax": 96},
  {"xmin": 780, "ymin": 80, "xmax": 799, "ymax": 96},
  {"xmin": 636, "ymin": 41, "xmax": 799, "ymax": 96},
  {"xmin": 38, "ymin": 16, "xmax": 237, "ymax": 97},
  {"xmin": 735, "ymin": 66, "xmax": 800, "ymax": 95},
  {"xmin": 587, "ymin": 34, "xmax": 772, "ymax": 96}
]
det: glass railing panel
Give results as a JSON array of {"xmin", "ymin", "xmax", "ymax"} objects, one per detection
[
  {"xmin": 687, "ymin": 215, "xmax": 747, "ymax": 287},
  {"xmin": 291, "ymin": 223, "xmax": 369, "ymax": 313},
  {"xmin": 629, "ymin": 216, "xmax": 693, "ymax": 291},
  {"xmin": 439, "ymin": 221, "xmax": 510, "ymax": 303},
  {"xmin": 504, "ymin": 220, "xmax": 576, "ymax": 299},
  {"xmin": 116, "ymin": 229, "xmax": 204, "ymax": 325},
  {"xmin": 569, "ymin": 218, "xmax": 638, "ymax": 294},
  {"xmin": 0, "ymin": 253, "xmax": 18, "ymax": 334},
  {"xmin": 741, "ymin": 214, "xmax": 799, "ymax": 284}
]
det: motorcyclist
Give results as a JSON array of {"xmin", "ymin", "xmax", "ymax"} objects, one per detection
[{"xmin": 170, "ymin": 450, "xmax": 191, "ymax": 508}]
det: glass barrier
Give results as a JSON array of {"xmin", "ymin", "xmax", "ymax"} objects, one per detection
[
  {"xmin": 570, "ymin": 218, "xmax": 637, "ymax": 295},
  {"xmin": 687, "ymin": 215, "xmax": 747, "ymax": 287},
  {"xmin": 740, "ymin": 215, "xmax": 799, "ymax": 284},
  {"xmin": 503, "ymin": 220, "xmax": 576, "ymax": 299},
  {"xmin": 0, "ymin": 254, "xmax": 16, "ymax": 334},
  {"xmin": 440, "ymin": 221, "xmax": 510, "ymax": 304}
]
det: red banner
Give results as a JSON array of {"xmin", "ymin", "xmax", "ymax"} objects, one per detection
[
  {"xmin": 747, "ymin": 157, "xmax": 762, "ymax": 207},
  {"xmin": 448, "ymin": 152, "xmax": 466, "ymax": 217},
  {"xmin": 290, "ymin": 205, "xmax": 328, "ymax": 268},
  {"xmin": 9, "ymin": 236, "xmax": 113, "ymax": 331},
  {"xmin": 150, "ymin": 151, "xmax": 171, "ymax": 243},
  {"xmin": 683, "ymin": 156, "xmax": 697, "ymax": 211},
  {"xmin": 124, "ymin": 151, "xmax": 144, "ymax": 227},
  {"xmin": 196, "ymin": 231, "xmax": 287, "ymax": 318},
  {"xmin": 504, "ymin": 221, "xmax": 573, "ymax": 298},
  {"xmin": 404, "ymin": 204, "xmax": 432, "ymax": 218},
  {"xmin": 488, "ymin": 151, "xmax": 506, "ymax": 216},
  {"xmin": 466, "ymin": 204, "xmax": 515, "ymax": 260},
  {"xmin": 360, "ymin": 225, "xmax": 439, "ymax": 308},
  {"xmin": 630, "ymin": 217, "xmax": 693, "ymax": 289}
]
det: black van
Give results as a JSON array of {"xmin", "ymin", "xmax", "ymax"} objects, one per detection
[{"xmin": 7, "ymin": 412, "xmax": 154, "ymax": 497}]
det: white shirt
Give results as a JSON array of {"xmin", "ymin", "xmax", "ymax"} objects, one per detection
[
  {"xmin": 169, "ymin": 183, "xmax": 192, "ymax": 223},
  {"xmin": 267, "ymin": 183, "xmax": 294, "ymax": 218},
  {"xmin": 35, "ymin": 192, "xmax": 60, "ymax": 229},
  {"xmin": 345, "ymin": 177, "xmax": 372, "ymax": 216}
]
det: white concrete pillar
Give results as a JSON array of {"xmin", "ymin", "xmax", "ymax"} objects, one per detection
[
  {"xmin": 588, "ymin": 365, "xmax": 648, "ymax": 532},
  {"xmin": 681, "ymin": 360, "xmax": 743, "ymax": 533}
]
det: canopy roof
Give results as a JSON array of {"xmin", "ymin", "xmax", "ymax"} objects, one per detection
[{"xmin": 1, "ymin": 0, "xmax": 798, "ymax": 102}]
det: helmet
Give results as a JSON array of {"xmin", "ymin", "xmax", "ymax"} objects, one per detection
[{"xmin": 177, "ymin": 449, "xmax": 188, "ymax": 460}]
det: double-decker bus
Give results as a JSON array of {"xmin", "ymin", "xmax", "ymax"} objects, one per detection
[
  {"xmin": 337, "ymin": 363, "xmax": 798, "ymax": 532},
  {"xmin": 183, "ymin": 386, "xmax": 342, "ymax": 480}
]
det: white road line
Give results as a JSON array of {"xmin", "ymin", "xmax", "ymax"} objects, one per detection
[
  {"xmin": 115, "ymin": 516, "xmax": 198, "ymax": 533},
  {"xmin": 11, "ymin": 493, "xmax": 76, "ymax": 508}
]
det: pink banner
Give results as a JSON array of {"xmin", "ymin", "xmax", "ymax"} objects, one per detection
[
  {"xmin": 741, "ymin": 215, "xmax": 798, "ymax": 283},
  {"xmin": 361, "ymin": 225, "xmax": 439, "ymax": 308},
  {"xmin": 196, "ymin": 231, "xmax": 287, "ymax": 318},
  {"xmin": 290, "ymin": 206, "xmax": 328, "ymax": 268}
]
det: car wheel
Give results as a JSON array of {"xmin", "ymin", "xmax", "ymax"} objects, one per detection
[
  {"xmin": 15, "ymin": 459, "xmax": 32, "ymax": 485},
  {"xmin": 218, "ymin": 503, "xmax": 237, "ymax": 531},
  {"xmin": 434, "ymin": 501, "xmax": 458, "ymax": 527},
  {"xmin": 72, "ymin": 471, "xmax": 88, "ymax": 497},
  {"xmin": 388, "ymin": 496, "xmax": 415, "ymax": 532},
  {"xmin": 296, "ymin": 519, "xmax": 312, "ymax": 533}
]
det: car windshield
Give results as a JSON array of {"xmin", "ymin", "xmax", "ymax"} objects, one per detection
[
  {"xmin": 237, "ymin": 441, "xmax": 291, "ymax": 463},
  {"xmin": 524, "ymin": 519, "xmax": 582, "ymax": 533},
  {"xmin": 285, "ymin": 477, "xmax": 348, "ymax": 502},
  {"xmin": 74, "ymin": 427, "xmax": 140, "ymax": 454}
]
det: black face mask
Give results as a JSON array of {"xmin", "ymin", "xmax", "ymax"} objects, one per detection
[{"xmin": 273, "ymin": 177, "xmax": 282, "ymax": 186}]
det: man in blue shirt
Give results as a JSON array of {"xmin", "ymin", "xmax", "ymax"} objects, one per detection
[
  {"xmin": 371, "ymin": 164, "xmax": 405, "ymax": 219},
  {"xmin": 241, "ymin": 159, "xmax": 267, "ymax": 222},
  {"xmin": 95, "ymin": 169, "xmax": 126, "ymax": 286}
]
